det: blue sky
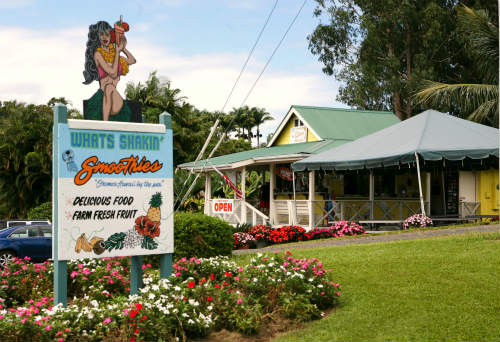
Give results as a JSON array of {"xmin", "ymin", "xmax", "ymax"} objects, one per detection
[{"xmin": 0, "ymin": 0, "xmax": 345, "ymax": 139}]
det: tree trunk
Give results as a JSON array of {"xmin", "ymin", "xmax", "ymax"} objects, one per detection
[
  {"xmin": 257, "ymin": 125, "xmax": 260, "ymax": 147},
  {"xmin": 405, "ymin": 23, "xmax": 412, "ymax": 119},
  {"xmin": 388, "ymin": 40, "xmax": 407, "ymax": 121}
]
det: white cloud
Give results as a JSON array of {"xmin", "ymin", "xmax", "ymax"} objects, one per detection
[
  {"xmin": 0, "ymin": 0, "xmax": 32, "ymax": 9},
  {"xmin": 0, "ymin": 25, "xmax": 343, "ymax": 140}
]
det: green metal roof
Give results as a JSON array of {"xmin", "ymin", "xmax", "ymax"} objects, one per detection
[
  {"xmin": 292, "ymin": 106, "xmax": 400, "ymax": 141},
  {"xmin": 178, "ymin": 139, "xmax": 347, "ymax": 170}
]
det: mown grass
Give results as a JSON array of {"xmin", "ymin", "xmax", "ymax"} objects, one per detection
[{"xmin": 233, "ymin": 231, "xmax": 500, "ymax": 341}]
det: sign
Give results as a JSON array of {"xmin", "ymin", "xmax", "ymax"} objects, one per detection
[
  {"xmin": 211, "ymin": 199, "xmax": 234, "ymax": 213},
  {"xmin": 55, "ymin": 120, "xmax": 173, "ymax": 260},
  {"xmin": 277, "ymin": 167, "xmax": 296, "ymax": 181},
  {"xmin": 290, "ymin": 126, "xmax": 307, "ymax": 144}
]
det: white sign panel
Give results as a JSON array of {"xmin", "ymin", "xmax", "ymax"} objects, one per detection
[
  {"xmin": 56, "ymin": 121, "xmax": 173, "ymax": 260},
  {"xmin": 290, "ymin": 126, "xmax": 307, "ymax": 143},
  {"xmin": 211, "ymin": 199, "xmax": 234, "ymax": 213}
]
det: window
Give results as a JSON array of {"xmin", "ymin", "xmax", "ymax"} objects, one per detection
[
  {"xmin": 39, "ymin": 226, "xmax": 52, "ymax": 237},
  {"xmin": 9, "ymin": 226, "xmax": 41, "ymax": 238},
  {"xmin": 294, "ymin": 118, "xmax": 303, "ymax": 127}
]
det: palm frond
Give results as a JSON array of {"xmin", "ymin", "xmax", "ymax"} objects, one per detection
[
  {"xmin": 457, "ymin": 5, "xmax": 499, "ymax": 82},
  {"xmin": 413, "ymin": 80, "xmax": 498, "ymax": 125}
]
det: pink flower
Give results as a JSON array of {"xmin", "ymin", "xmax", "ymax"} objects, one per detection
[
  {"xmin": 82, "ymin": 268, "xmax": 90, "ymax": 275},
  {"xmin": 236, "ymin": 299, "xmax": 243, "ymax": 304},
  {"xmin": 70, "ymin": 271, "xmax": 79, "ymax": 278},
  {"xmin": 336, "ymin": 291, "xmax": 341, "ymax": 296},
  {"xmin": 175, "ymin": 272, "xmax": 181, "ymax": 277},
  {"xmin": 57, "ymin": 338, "xmax": 64, "ymax": 342},
  {"xmin": 56, "ymin": 331, "xmax": 63, "ymax": 336},
  {"xmin": 77, "ymin": 264, "xmax": 83, "ymax": 269},
  {"xmin": 103, "ymin": 317, "xmax": 111, "ymax": 324},
  {"xmin": 123, "ymin": 309, "xmax": 129, "ymax": 316},
  {"xmin": 21, "ymin": 318, "xmax": 28, "ymax": 323},
  {"xmin": 141, "ymin": 264, "xmax": 146, "ymax": 270},
  {"xmin": 45, "ymin": 325, "xmax": 52, "ymax": 331},
  {"xmin": 234, "ymin": 276, "xmax": 240, "ymax": 281}
]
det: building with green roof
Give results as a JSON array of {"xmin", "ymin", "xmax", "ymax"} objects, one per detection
[{"xmin": 178, "ymin": 105, "xmax": 400, "ymax": 228}]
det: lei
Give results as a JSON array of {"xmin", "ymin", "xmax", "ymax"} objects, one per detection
[{"xmin": 96, "ymin": 44, "xmax": 129, "ymax": 76}]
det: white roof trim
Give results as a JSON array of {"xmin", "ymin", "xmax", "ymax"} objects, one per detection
[{"xmin": 266, "ymin": 107, "xmax": 321, "ymax": 147}]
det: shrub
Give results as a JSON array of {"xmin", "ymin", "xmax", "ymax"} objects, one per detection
[
  {"xmin": 247, "ymin": 224, "xmax": 272, "ymax": 241},
  {"xmin": 330, "ymin": 220, "xmax": 365, "ymax": 236},
  {"xmin": 233, "ymin": 222, "xmax": 253, "ymax": 233},
  {"xmin": 0, "ymin": 252, "xmax": 341, "ymax": 341},
  {"xmin": 402, "ymin": 214, "xmax": 433, "ymax": 229},
  {"xmin": 174, "ymin": 212, "xmax": 233, "ymax": 260},
  {"xmin": 267, "ymin": 225, "xmax": 306, "ymax": 244},
  {"xmin": 27, "ymin": 201, "xmax": 52, "ymax": 220},
  {"xmin": 233, "ymin": 232, "xmax": 256, "ymax": 249}
]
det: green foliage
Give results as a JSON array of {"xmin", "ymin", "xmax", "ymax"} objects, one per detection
[
  {"xmin": 0, "ymin": 101, "xmax": 53, "ymax": 218},
  {"xmin": 126, "ymin": 72, "xmax": 254, "ymax": 167},
  {"xmin": 27, "ymin": 201, "xmax": 52, "ymax": 220},
  {"xmin": 414, "ymin": 5, "xmax": 499, "ymax": 126},
  {"xmin": 308, "ymin": 0, "xmax": 498, "ymax": 121},
  {"xmin": 174, "ymin": 212, "xmax": 233, "ymax": 259},
  {"xmin": 233, "ymin": 222, "xmax": 253, "ymax": 233},
  {"xmin": 280, "ymin": 293, "xmax": 322, "ymax": 322}
]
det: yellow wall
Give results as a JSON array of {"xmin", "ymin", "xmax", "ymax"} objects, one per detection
[
  {"xmin": 477, "ymin": 168, "xmax": 499, "ymax": 215},
  {"xmin": 273, "ymin": 114, "xmax": 319, "ymax": 146}
]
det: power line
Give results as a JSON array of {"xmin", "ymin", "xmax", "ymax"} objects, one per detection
[
  {"xmin": 178, "ymin": 0, "xmax": 308, "ymax": 209},
  {"xmin": 174, "ymin": 0, "xmax": 279, "ymax": 209}
]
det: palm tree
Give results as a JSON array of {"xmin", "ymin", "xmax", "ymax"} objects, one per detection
[
  {"xmin": 230, "ymin": 106, "xmax": 253, "ymax": 141},
  {"xmin": 249, "ymin": 107, "xmax": 273, "ymax": 147},
  {"xmin": 413, "ymin": 5, "xmax": 498, "ymax": 127},
  {"xmin": 125, "ymin": 71, "xmax": 186, "ymax": 124}
]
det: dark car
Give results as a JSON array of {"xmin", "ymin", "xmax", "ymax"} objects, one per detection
[{"xmin": 0, "ymin": 224, "xmax": 52, "ymax": 267}]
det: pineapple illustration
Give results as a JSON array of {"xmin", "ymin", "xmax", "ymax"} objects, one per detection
[{"xmin": 147, "ymin": 192, "xmax": 162, "ymax": 222}]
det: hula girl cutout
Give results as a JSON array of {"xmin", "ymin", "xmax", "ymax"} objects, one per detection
[{"xmin": 82, "ymin": 17, "xmax": 136, "ymax": 121}]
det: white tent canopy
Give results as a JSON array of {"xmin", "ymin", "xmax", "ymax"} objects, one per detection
[{"xmin": 292, "ymin": 110, "xmax": 499, "ymax": 172}]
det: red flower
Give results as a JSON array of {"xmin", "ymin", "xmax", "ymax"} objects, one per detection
[
  {"xmin": 187, "ymin": 281, "xmax": 195, "ymax": 289},
  {"xmin": 224, "ymin": 272, "xmax": 232, "ymax": 277},
  {"xmin": 207, "ymin": 296, "xmax": 213, "ymax": 301},
  {"xmin": 134, "ymin": 216, "xmax": 161, "ymax": 238},
  {"xmin": 135, "ymin": 303, "xmax": 142, "ymax": 310}
]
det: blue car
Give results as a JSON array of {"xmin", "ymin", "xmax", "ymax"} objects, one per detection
[{"xmin": 0, "ymin": 224, "xmax": 52, "ymax": 267}]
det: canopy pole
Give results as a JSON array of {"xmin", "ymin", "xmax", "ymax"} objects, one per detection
[
  {"xmin": 292, "ymin": 171, "xmax": 298, "ymax": 225},
  {"xmin": 415, "ymin": 152, "xmax": 426, "ymax": 216}
]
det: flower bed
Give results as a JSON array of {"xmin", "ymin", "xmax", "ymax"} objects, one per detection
[
  {"xmin": 402, "ymin": 214, "xmax": 433, "ymax": 229},
  {"xmin": 0, "ymin": 252, "xmax": 340, "ymax": 341},
  {"xmin": 232, "ymin": 232, "xmax": 255, "ymax": 249},
  {"xmin": 241, "ymin": 221, "xmax": 365, "ymax": 249}
]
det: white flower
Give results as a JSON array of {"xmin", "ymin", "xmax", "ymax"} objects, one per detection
[
  {"xmin": 88, "ymin": 312, "xmax": 94, "ymax": 319},
  {"xmin": 149, "ymin": 293, "xmax": 156, "ymax": 300},
  {"xmin": 174, "ymin": 286, "xmax": 181, "ymax": 291},
  {"xmin": 187, "ymin": 319, "xmax": 195, "ymax": 324},
  {"xmin": 152, "ymin": 284, "xmax": 160, "ymax": 291},
  {"xmin": 182, "ymin": 313, "xmax": 189, "ymax": 318},
  {"xmin": 91, "ymin": 300, "xmax": 98, "ymax": 307}
]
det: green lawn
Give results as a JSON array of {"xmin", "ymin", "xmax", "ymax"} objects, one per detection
[{"xmin": 233, "ymin": 231, "xmax": 500, "ymax": 341}]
